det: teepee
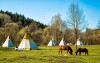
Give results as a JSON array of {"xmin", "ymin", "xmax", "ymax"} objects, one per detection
[
  {"xmin": 2, "ymin": 36, "xmax": 14, "ymax": 47},
  {"xmin": 75, "ymin": 38, "xmax": 83, "ymax": 45},
  {"xmin": 59, "ymin": 38, "xmax": 67, "ymax": 46},
  {"xmin": 18, "ymin": 33, "xmax": 38, "ymax": 50},
  {"xmin": 48, "ymin": 38, "xmax": 55, "ymax": 46}
]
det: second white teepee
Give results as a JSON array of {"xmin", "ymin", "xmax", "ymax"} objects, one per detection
[
  {"xmin": 2, "ymin": 36, "xmax": 14, "ymax": 47},
  {"xmin": 48, "ymin": 38, "xmax": 55, "ymax": 46},
  {"xmin": 59, "ymin": 38, "xmax": 67, "ymax": 46}
]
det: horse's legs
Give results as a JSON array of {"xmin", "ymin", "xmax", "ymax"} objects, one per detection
[
  {"xmin": 79, "ymin": 52, "xmax": 81, "ymax": 55},
  {"xmin": 87, "ymin": 50, "xmax": 88, "ymax": 55},
  {"xmin": 85, "ymin": 52, "xmax": 86, "ymax": 55},
  {"xmin": 59, "ymin": 50, "xmax": 63, "ymax": 55},
  {"xmin": 59, "ymin": 50, "xmax": 60, "ymax": 55},
  {"xmin": 61, "ymin": 50, "xmax": 62, "ymax": 54},
  {"xmin": 86, "ymin": 50, "xmax": 88, "ymax": 55},
  {"xmin": 87, "ymin": 52, "xmax": 88, "ymax": 55},
  {"xmin": 75, "ymin": 51, "xmax": 77, "ymax": 55},
  {"xmin": 67, "ymin": 50, "xmax": 69, "ymax": 54}
]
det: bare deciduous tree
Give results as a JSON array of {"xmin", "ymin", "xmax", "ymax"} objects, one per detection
[{"xmin": 67, "ymin": 1, "xmax": 88, "ymax": 49}]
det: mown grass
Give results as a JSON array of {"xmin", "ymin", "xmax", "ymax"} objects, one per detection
[{"xmin": 0, "ymin": 45, "xmax": 100, "ymax": 63}]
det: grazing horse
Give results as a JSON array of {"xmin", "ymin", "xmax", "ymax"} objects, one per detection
[
  {"xmin": 59, "ymin": 45, "xmax": 73, "ymax": 55},
  {"xmin": 75, "ymin": 48, "xmax": 88, "ymax": 55}
]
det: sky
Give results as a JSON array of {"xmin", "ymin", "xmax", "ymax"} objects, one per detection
[{"xmin": 0, "ymin": 0, "xmax": 100, "ymax": 29}]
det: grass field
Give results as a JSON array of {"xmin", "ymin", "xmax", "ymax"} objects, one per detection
[{"xmin": 0, "ymin": 45, "xmax": 100, "ymax": 63}]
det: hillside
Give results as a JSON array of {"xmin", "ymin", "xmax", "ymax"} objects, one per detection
[{"xmin": 0, "ymin": 10, "xmax": 47, "ymax": 29}]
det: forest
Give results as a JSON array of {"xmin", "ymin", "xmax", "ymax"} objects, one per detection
[{"xmin": 0, "ymin": 1, "xmax": 100, "ymax": 46}]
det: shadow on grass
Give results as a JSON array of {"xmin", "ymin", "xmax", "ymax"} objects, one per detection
[{"xmin": 74, "ymin": 54, "xmax": 100, "ymax": 58}]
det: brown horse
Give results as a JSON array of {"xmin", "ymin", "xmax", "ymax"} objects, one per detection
[
  {"xmin": 75, "ymin": 48, "xmax": 88, "ymax": 55},
  {"xmin": 59, "ymin": 45, "xmax": 73, "ymax": 55}
]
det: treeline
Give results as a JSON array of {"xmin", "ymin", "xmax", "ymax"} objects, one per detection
[
  {"xmin": 0, "ymin": 10, "xmax": 47, "ymax": 46},
  {"xmin": 0, "ymin": 10, "xmax": 47, "ymax": 29},
  {"xmin": 82, "ymin": 28, "xmax": 100, "ymax": 45}
]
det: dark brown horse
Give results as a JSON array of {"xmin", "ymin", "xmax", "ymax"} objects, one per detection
[
  {"xmin": 59, "ymin": 45, "xmax": 73, "ymax": 55},
  {"xmin": 75, "ymin": 48, "xmax": 88, "ymax": 55}
]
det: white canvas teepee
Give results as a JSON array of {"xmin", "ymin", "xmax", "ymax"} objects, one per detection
[
  {"xmin": 48, "ymin": 38, "xmax": 55, "ymax": 46},
  {"xmin": 59, "ymin": 38, "xmax": 67, "ymax": 46},
  {"xmin": 18, "ymin": 33, "xmax": 38, "ymax": 50},
  {"xmin": 2, "ymin": 36, "xmax": 14, "ymax": 47},
  {"xmin": 75, "ymin": 38, "xmax": 83, "ymax": 45}
]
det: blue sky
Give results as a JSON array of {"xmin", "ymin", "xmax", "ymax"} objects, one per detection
[{"xmin": 0, "ymin": 0, "xmax": 100, "ymax": 29}]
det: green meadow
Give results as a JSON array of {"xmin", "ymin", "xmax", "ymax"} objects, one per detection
[{"xmin": 0, "ymin": 45, "xmax": 100, "ymax": 63}]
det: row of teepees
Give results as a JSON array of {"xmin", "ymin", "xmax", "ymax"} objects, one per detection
[
  {"xmin": 2, "ymin": 32, "xmax": 83, "ymax": 50},
  {"xmin": 2, "ymin": 33, "xmax": 38, "ymax": 50},
  {"xmin": 47, "ymin": 38, "xmax": 83, "ymax": 46}
]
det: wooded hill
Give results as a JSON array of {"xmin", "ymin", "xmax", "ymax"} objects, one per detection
[
  {"xmin": 0, "ymin": 10, "xmax": 47, "ymax": 28},
  {"xmin": 0, "ymin": 10, "xmax": 47, "ymax": 46}
]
